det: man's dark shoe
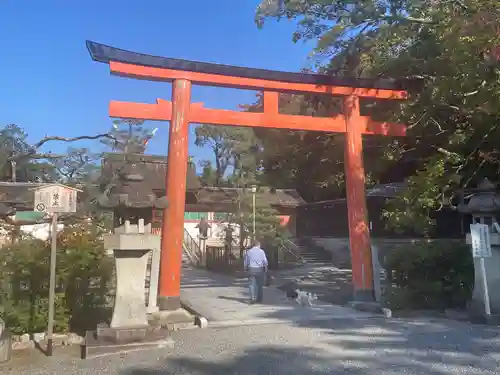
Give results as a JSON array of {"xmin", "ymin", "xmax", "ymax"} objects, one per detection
[{"xmin": 249, "ymin": 300, "xmax": 256, "ymax": 305}]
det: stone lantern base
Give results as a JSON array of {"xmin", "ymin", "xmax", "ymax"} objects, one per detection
[{"xmin": 82, "ymin": 326, "xmax": 173, "ymax": 359}]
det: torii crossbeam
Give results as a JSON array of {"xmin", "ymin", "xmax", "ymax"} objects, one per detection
[{"xmin": 87, "ymin": 40, "xmax": 409, "ymax": 311}]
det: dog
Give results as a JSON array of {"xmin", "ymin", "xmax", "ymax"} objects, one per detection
[{"xmin": 287, "ymin": 288, "xmax": 318, "ymax": 307}]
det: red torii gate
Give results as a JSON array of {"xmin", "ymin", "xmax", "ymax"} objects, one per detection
[{"xmin": 87, "ymin": 41, "xmax": 408, "ymax": 311}]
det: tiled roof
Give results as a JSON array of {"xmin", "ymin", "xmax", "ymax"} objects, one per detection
[
  {"xmin": 100, "ymin": 153, "xmax": 201, "ymax": 191},
  {"xmin": 366, "ymin": 182, "xmax": 406, "ymax": 197},
  {"xmin": 194, "ymin": 187, "xmax": 305, "ymax": 207}
]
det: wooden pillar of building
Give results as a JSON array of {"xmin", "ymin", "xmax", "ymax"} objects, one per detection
[
  {"xmin": 158, "ymin": 79, "xmax": 192, "ymax": 311},
  {"xmin": 343, "ymin": 95, "xmax": 374, "ymax": 301}
]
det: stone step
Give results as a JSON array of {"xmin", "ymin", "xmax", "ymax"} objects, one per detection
[{"xmin": 286, "ymin": 238, "xmax": 334, "ymax": 265}]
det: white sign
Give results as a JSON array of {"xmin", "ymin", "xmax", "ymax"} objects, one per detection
[
  {"xmin": 33, "ymin": 184, "xmax": 79, "ymax": 213},
  {"xmin": 494, "ymin": 222, "xmax": 500, "ymax": 234},
  {"xmin": 470, "ymin": 223, "xmax": 492, "ymax": 258}
]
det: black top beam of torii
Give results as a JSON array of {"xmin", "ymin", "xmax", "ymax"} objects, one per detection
[{"xmin": 86, "ymin": 40, "xmax": 413, "ymax": 91}]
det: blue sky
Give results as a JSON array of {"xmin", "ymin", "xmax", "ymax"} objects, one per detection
[{"xmin": 0, "ymin": 1, "xmax": 314, "ymax": 169}]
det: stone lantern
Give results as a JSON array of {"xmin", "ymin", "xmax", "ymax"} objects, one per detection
[
  {"xmin": 459, "ymin": 178, "xmax": 500, "ymax": 315},
  {"xmin": 83, "ymin": 156, "xmax": 170, "ymax": 358}
]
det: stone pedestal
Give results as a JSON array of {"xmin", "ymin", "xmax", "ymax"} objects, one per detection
[
  {"xmin": 467, "ymin": 234, "xmax": 500, "ymax": 315},
  {"xmin": 111, "ymin": 248, "xmax": 149, "ymax": 328},
  {"xmin": 147, "ymin": 240, "xmax": 161, "ymax": 313},
  {"xmin": 104, "ymin": 234, "xmax": 161, "ymax": 318},
  {"xmin": 105, "ymin": 233, "xmax": 161, "ymax": 314}
]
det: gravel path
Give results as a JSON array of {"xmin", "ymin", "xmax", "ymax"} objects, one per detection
[{"xmin": 2, "ymin": 317, "xmax": 500, "ymax": 375}]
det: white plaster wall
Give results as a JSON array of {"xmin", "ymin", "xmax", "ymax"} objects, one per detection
[
  {"xmin": 20, "ymin": 223, "xmax": 65, "ymax": 241},
  {"xmin": 184, "ymin": 220, "xmax": 243, "ymax": 244}
]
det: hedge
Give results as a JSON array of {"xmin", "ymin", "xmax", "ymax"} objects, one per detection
[
  {"xmin": 383, "ymin": 241, "xmax": 474, "ymax": 311},
  {"xmin": 0, "ymin": 223, "xmax": 113, "ymax": 335}
]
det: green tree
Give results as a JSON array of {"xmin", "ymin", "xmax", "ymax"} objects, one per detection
[
  {"xmin": 194, "ymin": 125, "xmax": 260, "ymax": 186},
  {"xmin": 0, "ymin": 222, "xmax": 113, "ymax": 335},
  {"xmin": 198, "ymin": 160, "xmax": 218, "ymax": 186},
  {"xmin": 239, "ymin": 187, "xmax": 287, "ymax": 247},
  {"xmin": 256, "ymin": 0, "xmax": 500, "ymax": 234},
  {"xmin": 244, "ymin": 92, "xmax": 381, "ymax": 202},
  {"xmin": 0, "ymin": 124, "xmax": 56, "ymax": 182},
  {"xmin": 195, "ymin": 123, "xmax": 286, "ymax": 249},
  {"xmin": 101, "ymin": 119, "xmax": 154, "ymax": 153},
  {"xmin": 194, "ymin": 125, "xmax": 233, "ymax": 186},
  {"xmin": 0, "ymin": 124, "xmax": 116, "ymax": 232},
  {"xmin": 51, "ymin": 147, "xmax": 100, "ymax": 184}
]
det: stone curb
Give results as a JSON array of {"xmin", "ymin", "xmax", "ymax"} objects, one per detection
[
  {"xmin": 11, "ymin": 332, "xmax": 84, "ymax": 351},
  {"xmin": 390, "ymin": 309, "xmax": 500, "ymax": 326},
  {"xmin": 180, "ymin": 301, "xmax": 209, "ymax": 329},
  {"xmin": 347, "ymin": 301, "xmax": 386, "ymax": 314},
  {"xmin": 83, "ymin": 337, "xmax": 175, "ymax": 360}
]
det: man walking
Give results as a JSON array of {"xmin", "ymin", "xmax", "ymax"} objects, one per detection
[
  {"xmin": 196, "ymin": 217, "xmax": 211, "ymax": 266},
  {"xmin": 195, "ymin": 217, "xmax": 211, "ymax": 240},
  {"xmin": 244, "ymin": 240, "xmax": 268, "ymax": 304}
]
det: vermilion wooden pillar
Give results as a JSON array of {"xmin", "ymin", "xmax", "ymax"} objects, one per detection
[
  {"xmin": 343, "ymin": 95, "xmax": 374, "ymax": 301},
  {"xmin": 158, "ymin": 79, "xmax": 192, "ymax": 311}
]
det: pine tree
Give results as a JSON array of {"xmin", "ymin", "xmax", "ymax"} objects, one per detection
[
  {"xmin": 239, "ymin": 187, "xmax": 287, "ymax": 247},
  {"xmin": 100, "ymin": 119, "xmax": 155, "ymax": 154},
  {"xmin": 194, "ymin": 123, "xmax": 287, "ymax": 257}
]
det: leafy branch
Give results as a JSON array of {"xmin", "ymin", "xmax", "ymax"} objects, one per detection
[{"xmin": 7, "ymin": 133, "xmax": 115, "ymax": 162}]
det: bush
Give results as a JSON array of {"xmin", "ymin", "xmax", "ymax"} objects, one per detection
[
  {"xmin": 383, "ymin": 241, "xmax": 474, "ymax": 311},
  {"xmin": 0, "ymin": 222, "xmax": 113, "ymax": 335}
]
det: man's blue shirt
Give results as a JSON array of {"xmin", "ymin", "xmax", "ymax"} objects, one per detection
[{"xmin": 244, "ymin": 246, "xmax": 268, "ymax": 269}]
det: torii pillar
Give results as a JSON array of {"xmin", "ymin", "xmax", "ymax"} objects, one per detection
[{"xmin": 158, "ymin": 79, "xmax": 191, "ymax": 311}]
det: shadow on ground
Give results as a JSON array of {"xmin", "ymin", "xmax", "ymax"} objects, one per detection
[
  {"xmin": 121, "ymin": 320, "xmax": 500, "ymax": 375},
  {"xmin": 122, "ymin": 347, "xmax": 357, "ymax": 375},
  {"xmin": 275, "ymin": 266, "xmax": 353, "ymax": 306},
  {"xmin": 180, "ymin": 276, "xmax": 248, "ymax": 289},
  {"xmin": 121, "ymin": 318, "xmax": 500, "ymax": 375},
  {"xmin": 217, "ymin": 296, "xmax": 249, "ymax": 304}
]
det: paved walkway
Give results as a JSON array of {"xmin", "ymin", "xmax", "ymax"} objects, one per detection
[{"xmin": 180, "ymin": 266, "xmax": 376, "ymax": 327}]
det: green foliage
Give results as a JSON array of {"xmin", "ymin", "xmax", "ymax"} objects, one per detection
[
  {"xmin": 239, "ymin": 188, "xmax": 288, "ymax": 248},
  {"xmin": 0, "ymin": 124, "xmax": 56, "ymax": 182},
  {"xmin": 198, "ymin": 160, "xmax": 218, "ymax": 186},
  {"xmin": 51, "ymin": 147, "xmax": 100, "ymax": 184},
  {"xmin": 194, "ymin": 123, "xmax": 286, "ymax": 246},
  {"xmin": 100, "ymin": 119, "xmax": 153, "ymax": 154},
  {"xmin": 0, "ymin": 223, "xmax": 113, "ymax": 335},
  {"xmin": 245, "ymin": 93, "xmax": 381, "ymax": 202},
  {"xmin": 0, "ymin": 124, "xmax": 103, "ymax": 185},
  {"xmin": 195, "ymin": 124, "xmax": 261, "ymax": 186},
  {"xmin": 255, "ymin": 0, "xmax": 500, "ymax": 233},
  {"xmin": 0, "ymin": 239, "xmax": 70, "ymax": 334},
  {"xmin": 383, "ymin": 241, "xmax": 474, "ymax": 311}
]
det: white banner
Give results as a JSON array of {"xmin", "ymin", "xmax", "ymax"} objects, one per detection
[{"xmin": 470, "ymin": 223, "xmax": 492, "ymax": 258}]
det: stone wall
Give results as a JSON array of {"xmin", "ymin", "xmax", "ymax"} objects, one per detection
[
  {"xmin": 309, "ymin": 237, "xmax": 464, "ymax": 269},
  {"xmin": 309, "ymin": 236, "xmax": 464, "ymax": 302}
]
